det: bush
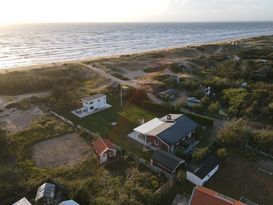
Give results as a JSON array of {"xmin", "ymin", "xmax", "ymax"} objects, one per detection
[
  {"xmin": 177, "ymin": 170, "xmax": 186, "ymax": 183},
  {"xmin": 208, "ymin": 102, "xmax": 221, "ymax": 114},
  {"xmin": 216, "ymin": 148, "xmax": 227, "ymax": 158},
  {"xmin": 217, "ymin": 119, "xmax": 250, "ymax": 146},
  {"xmin": 192, "ymin": 146, "xmax": 210, "ymax": 161}
]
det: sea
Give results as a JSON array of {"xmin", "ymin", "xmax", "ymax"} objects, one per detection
[{"xmin": 1, "ymin": 22, "xmax": 273, "ymax": 69}]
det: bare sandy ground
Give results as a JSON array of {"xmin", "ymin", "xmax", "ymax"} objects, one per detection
[
  {"xmin": 0, "ymin": 92, "xmax": 49, "ymax": 133},
  {"xmin": 0, "ymin": 107, "xmax": 44, "ymax": 133},
  {"xmin": 32, "ymin": 133, "xmax": 93, "ymax": 168}
]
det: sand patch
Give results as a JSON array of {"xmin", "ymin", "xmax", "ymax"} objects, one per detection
[
  {"xmin": 0, "ymin": 106, "xmax": 44, "ymax": 133},
  {"xmin": 32, "ymin": 133, "xmax": 93, "ymax": 168}
]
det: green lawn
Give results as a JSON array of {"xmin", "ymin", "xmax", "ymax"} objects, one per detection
[{"xmin": 64, "ymin": 92, "xmax": 172, "ymax": 160}]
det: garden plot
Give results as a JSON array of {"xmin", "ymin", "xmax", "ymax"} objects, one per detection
[{"xmin": 32, "ymin": 133, "xmax": 93, "ymax": 168}]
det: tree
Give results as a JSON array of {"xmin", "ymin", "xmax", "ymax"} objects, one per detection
[
  {"xmin": 177, "ymin": 170, "xmax": 186, "ymax": 183},
  {"xmin": 192, "ymin": 146, "xmax": 210, "ymax": 161},
  {"xmin": 222, "ymin": 88, "xmax": 250, "ymax": 116},
  {"xmin": 217, "ymin": 119, "xmax": 250, "ymax": 145},
  {"xmin": 208, "ymin": 102, "xmax": 221, "ymax": 114}
]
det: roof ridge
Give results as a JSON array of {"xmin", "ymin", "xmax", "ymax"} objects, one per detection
[{"xmin": 99, "ymin": 137, "xmax": 108, "ymax": 149}]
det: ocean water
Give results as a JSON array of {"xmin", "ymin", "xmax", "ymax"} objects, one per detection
[{"xmin": 0, "ymin": 22, "xmax": 273, "ymax": 69}]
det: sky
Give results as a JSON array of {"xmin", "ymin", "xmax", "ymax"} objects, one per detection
[{"xmin": 0, "ymin": 0, "xmax": 273, "ymax": 24}]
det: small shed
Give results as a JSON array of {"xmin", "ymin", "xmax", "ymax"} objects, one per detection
[
  {"xmin": 158, "ymin": 89, "xmax": 177, "ymax": 101},
  {"xmin": 151, "ymin": 150, "xmax": 185, "ymax": 176},
  {"xmin": 13, "ymin": 197, "xmax": 32, "ymax": 205},
  {"xmin": 186, "ymin": 156, "xmax": 219, "ymax": 186},
  {"xmin": 93, "ymin": 137, "xmax": 117, "ymax": 164},
  {"xmin": 35, "ymin": 182, "xmax": 56, "ymax": 205}
]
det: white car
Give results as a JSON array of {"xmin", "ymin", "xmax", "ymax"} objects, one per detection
[{"xmin": 188, "ymin": 97, "xmax": 201, "ymax": 103}]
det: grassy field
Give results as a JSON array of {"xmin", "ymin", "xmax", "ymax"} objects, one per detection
[{"xmin": 64, "ymin": 89, "xmax": 174, "ymax": 160}]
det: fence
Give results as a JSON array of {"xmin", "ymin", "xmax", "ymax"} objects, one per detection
[
  {"xmin": 49, "ymin": 111, "xmax": 97, "ymax": 137},
  {"xmin": 50, "ymin": 110, "xmax": 177, "ymax": 193},
  {"xmin": 245, "ymin": 144, "xmax": 273, "ymax": 160},
  {"xmin": 50, "ymin": 111, "xmax": 148, "ymax": 164},
  {"xmin": 155, "ymin": 177, "xmax": 177, "ymax": 194}
]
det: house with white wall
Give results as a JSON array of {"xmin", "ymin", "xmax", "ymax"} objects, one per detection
[
  {"xmin": 72, "ymin": 94, "xmax": 111, "ymax": 118},
  {"xmin": 93, "ymin": 138, "xmax": 117, "ymax": 164},
  {"xmin": 186, "ymin": 156, "xmax": 219, "ymax": 186},
  {"xmin": 81, "ymin": 94, "xmax": 107, "ymax": 112}
]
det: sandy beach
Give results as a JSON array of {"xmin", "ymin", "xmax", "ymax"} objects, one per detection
[{"xmin": 0, "ymin": 34, "xmax": 271, "ymax": 74}]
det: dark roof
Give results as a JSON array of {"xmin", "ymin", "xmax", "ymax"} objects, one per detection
[
  {"xmin": 35, "ymin": 183, "xmax": 56, "ymax": 201},
  {"xmin": 158, "ymin": 115, "xmax": 198, "ymax": 146},
  {"xmin": 189, "ymin": 156, "xmax": 219, "ymax": 179},
  {"xmin": 152, "ymin": 150, "xmax": 184, "ymax": 172},
  {"xmin": 158, "ymin": 89, "xmax": 177, "ymax": 96}
]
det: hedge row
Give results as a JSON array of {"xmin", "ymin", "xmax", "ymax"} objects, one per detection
[{"xmin": 186, "ymin": 113, "xmax": 214, "ymax": 126}]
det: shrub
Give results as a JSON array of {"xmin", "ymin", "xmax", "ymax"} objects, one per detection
[
  {"xmin": 217, "ymin": 119, "xmax": 250, "ymax": 145},
  {"xmin": 192, "ymin": 146, "xmax": 210, "ymax": 161},
  {"xmin": 208, "ymin": 102, "xmax": 221, "ymax": 114},
  {"xmin": 216, "ymin": 148, "xmax": 227, "ymax": 158}
]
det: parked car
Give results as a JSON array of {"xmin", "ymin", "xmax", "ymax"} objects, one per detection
[{"xmin": 188, "ymin": 97, "xmax": 201, "ymax": 104}]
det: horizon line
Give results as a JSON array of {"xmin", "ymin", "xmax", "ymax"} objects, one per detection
[{"xmin": 1, "ymin": 20, "xmax": 273, "ymax": 25}]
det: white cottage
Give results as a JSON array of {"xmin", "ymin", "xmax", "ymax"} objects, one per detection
[
  {"xmin": 93, "ymin": 138, "xmax": 117, "ymax": 164},
  {"xmin": 186, "ymin": 156, "xmax": 219, "ymax": 186},
  {"xmin": 72, "ymin": 94, "xmax": 111, "ymax": 118},
  {"xmin": 82, "ymin": 94, "xmax": 107, "ymax": 112}
]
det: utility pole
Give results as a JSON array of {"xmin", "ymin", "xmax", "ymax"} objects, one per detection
[
  {"xmin": 120, "ymin": 84, "xmax": 123, "ymax": 108},
  {"xmin": 120, "ymin": 84, "xmax": 128, "ymax": 109}
]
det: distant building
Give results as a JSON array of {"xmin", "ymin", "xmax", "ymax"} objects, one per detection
[
  {"xmin": 35, "ymin": 183, "xmax": 56, "ymax": 205},
  {"xmin": 186, "ymin": 156, "xmax": 219, "ymax": 186},
  {"xmin": 151, "ymin": 150, "xmax": 185, "ymax": 176},
  {"xmin": 72, "ymin": 94, "xmax": 111, "ymax": 118},
  {"xmin": 252, "ymin": 68, "xmax": 270, "ymax": 80},
  {"xmin": 189, "ymin": 186, "xmax": 247, "ymax": 205},
  {"xmin": 158, "ymin": 89, "xmax": 177, "ymax": 101},
  {"xmin": 58, "ymin": 200, "xmax": 80, "ymax": 205},
  {"xmin": 129, "ymin": 114, "xmax": 198, "ymax": 152},
  {"xmin": 81, "ymin": 94, "xmax": 107, "ymax": 112},
  {"xmin": 13, "ymin": 197, "xmax": 32, "ymax": 205},
  {"xmin": 93, "ymin": 137, "xmax": 117, "ymax": 164}
]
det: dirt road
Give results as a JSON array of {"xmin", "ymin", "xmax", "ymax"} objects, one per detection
[{"xmin": 82, "ymin": 64, "xmax": 140, "ymax": 89}]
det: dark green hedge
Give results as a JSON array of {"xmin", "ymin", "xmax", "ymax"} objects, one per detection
[{"xmin": 186, "ymin": 113, "xmax": 214, "ymax": 126}]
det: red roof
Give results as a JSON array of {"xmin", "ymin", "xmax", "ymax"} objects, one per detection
[
  {"xmin": 190, "ymin": 186, "xmax": 246, "ymax": 205},
  {"xmin": 93, "ymin": 138, "xmax": 116, "ymax": 155}
]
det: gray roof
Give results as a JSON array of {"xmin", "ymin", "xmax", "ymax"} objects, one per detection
[
  {"xmin": 35, "ymin": 183, "xmax": 56, "ymax": 201},
  {"xmin": 158, "ymin": 89, "xmax": 177, "ymax": 96},
  {"xmin": 82, "ymin": 94, "xmax": 105, "ymax": 102},
  {"xmin": 152, "ymin": 150, "xmax": 185, "ymax": 172},
  {"xmin": 189, "ymin": 156, "xmax": 219, "ymax": 179},
  {"xmin": 13, "ymin": 197, "xmax": 32, "ymax": 205},
  {"xmin": 158, "ymin": 115, "xmax": 198, "ymax": 146},
  {"xmin": 58, "ymin": 200, "xmax": 80, "ymax": 205}
]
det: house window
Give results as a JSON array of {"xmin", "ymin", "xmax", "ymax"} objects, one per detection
[{"xmin": 154, "ymin": 140, "xmax": 158, "ymax": 145}]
